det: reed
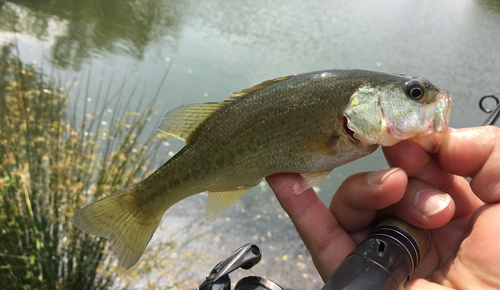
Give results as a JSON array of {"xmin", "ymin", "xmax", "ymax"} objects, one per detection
[{"xmin": 0, "ymin": 42, "xmax": 207, "ymax": 290}]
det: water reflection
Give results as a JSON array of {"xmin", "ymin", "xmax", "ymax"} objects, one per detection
[
  {"xmin": 478, "ymin": 0, "xmax": 500, "ymax": 13},
  {"xmin": 0, "ymin": 0, "xmax": 186, "ymax": 70}
]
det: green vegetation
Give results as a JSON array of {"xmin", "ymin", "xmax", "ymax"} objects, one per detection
[{"xmin": 0, "ymin": 42, "xmax": 207, "ymax": 289}]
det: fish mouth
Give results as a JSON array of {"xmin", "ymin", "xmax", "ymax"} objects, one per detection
[
  {"xmin": 429, "ymin": 89, "xmax": 452, "ymax": 135},
  {"xmin": 411, "ymin": 89, "xmax": 453, "ymax": 152}
]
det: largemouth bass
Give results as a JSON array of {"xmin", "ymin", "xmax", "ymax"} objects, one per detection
[{"xmin": 72, "ymin": 69, "xmax": 452, "ymax": 269}]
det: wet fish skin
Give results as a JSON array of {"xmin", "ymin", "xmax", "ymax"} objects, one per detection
[{"xmin": 71, "ymin": 69, "xmax": 452, "ymax": 269}]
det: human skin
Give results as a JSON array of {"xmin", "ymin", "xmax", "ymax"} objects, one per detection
[{"xmin": 266, "ymin": 126, "xmax": 500, "ymax": 289}]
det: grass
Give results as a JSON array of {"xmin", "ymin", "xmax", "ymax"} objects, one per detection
[{"xmin": 0, "ymin": 41, "xmax": 209, "ymax": 290}]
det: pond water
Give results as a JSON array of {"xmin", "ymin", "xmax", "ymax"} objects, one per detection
[{"xmin": 1, "ymin": 0, "xmax": 500, "ymax": 288}]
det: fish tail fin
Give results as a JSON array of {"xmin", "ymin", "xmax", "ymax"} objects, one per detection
[{"xmin": 71, "ymin": 186, "xmax": 162, "ymax": 269}]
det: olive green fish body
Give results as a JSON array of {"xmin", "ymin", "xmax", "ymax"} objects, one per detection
[
  {"xmin": 139, "ymin": 71, "xmax": 378, "ymax": 209},
  {"xmin": 72, "ymin": 70, "xmax": 452, "ymax": 269}
]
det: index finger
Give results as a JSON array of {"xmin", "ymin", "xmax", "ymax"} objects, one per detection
[{"xmin": 266, "ymin": 173, "xmax": 355, "ymax": 281}]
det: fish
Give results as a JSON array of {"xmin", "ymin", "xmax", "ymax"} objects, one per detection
[{"xmin": 71, "ymin": 69, "xmax": 452, "ymax": 269}]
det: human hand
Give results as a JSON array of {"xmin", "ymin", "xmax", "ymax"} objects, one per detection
[{"xmin": 266, "ymin": 126, "xmax": 500, "ymax": 289}]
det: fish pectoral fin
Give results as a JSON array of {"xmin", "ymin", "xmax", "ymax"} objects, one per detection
[
  {"xmin": 229, "ymin": 75, "xmax": 295, "ymax": 99},
  {"xmin": 159, "ymin": 103, "xmax": 226, "ymax": 143},
  {"xmin": 293, "ymin": 170, "xmax": 332, "ymax": 195},
  {"xmin": 205, "ymin": 187, "xmax": 254, "ymax": 222}
]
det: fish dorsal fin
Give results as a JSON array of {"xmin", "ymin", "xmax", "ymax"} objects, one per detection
[
  {"xmin": 292, "ymin": 170, "xmax": 332, "ymax": 195},
  {"xmin": 205, "ymin": 187, "xmax": 254, "ymax": 222},
  {"xmin": 229, "ymin": 75, "xmax": 295, "ymax": 99},
  {"xmin": 159, "ymin": 103, "xmax": 226, "ymax": 143},
  {"xmin": 159, "ymin": 75, "xmax": 295, "ymax": 143}
]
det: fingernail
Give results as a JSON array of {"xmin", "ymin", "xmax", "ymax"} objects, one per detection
[
  {"xmin": 366, "ymin": 168, "xmax": 401, "ymax": 185},
  {"xmin": 413, "ymin": 189, "xmax": 452, "ymax": 217}
]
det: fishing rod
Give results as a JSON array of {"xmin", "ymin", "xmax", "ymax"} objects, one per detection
[
  {"xmin": 479, "ymin": 93, "xmax": 500, "ymax": 126},
  {"xmin": 321, "ymin": 217, "xmax": 430, "ymax": 290},
  {"xmin": 196, "ymin": 216, "xmax": 430, "ymax": 290}
]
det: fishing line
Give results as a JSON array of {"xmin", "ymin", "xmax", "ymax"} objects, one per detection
[{"xmin": 249, "ymin": 269, "xmax": 257, "ymax": 277}]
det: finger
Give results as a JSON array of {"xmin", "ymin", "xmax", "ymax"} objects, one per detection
[
  {"xmin": 384, "ymin": 178, "xmax": 455, "ymax": 229},
  {"xmin": 383, "ymin": 139, "xmax": 454, "ymax": 188},
  {"xmin": 331, "ymin": 168, "xmax": 455, "ymax": 233},
  {"xmin": 425, "ymin": 204, "xmax": 500, "ymax": 289},
  {"xmin": 446, "ymin": 204, "xmax": 500, "ymax": 287},
  {"xmin": 266, "ymin": 173, "xmax": 355, "ymax": 281},
  {"xmin": 330, "ymin": 168, "xmax": 408, "ymax": 233},
  {"xmin": 438, "ymin": 126, "xmax": 500, "ymax": 203},
  {"xmin": 407, "ymin": 278, "xmax": 457, "ymax": 290},
  {"xmin": 383, "ymin": 139, "xmax": 483, "ymax": 218}
]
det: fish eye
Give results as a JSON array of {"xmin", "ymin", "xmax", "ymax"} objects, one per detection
[{"xmin": 406, "ymin": 80, "xmax": 426, "ymax": 102}]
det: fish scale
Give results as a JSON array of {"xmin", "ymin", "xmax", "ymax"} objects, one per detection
[{"xmin": 72, "ymin": 69, "xmax": 452, "ymax": 269}]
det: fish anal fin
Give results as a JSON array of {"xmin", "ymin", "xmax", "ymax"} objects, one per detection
[
  {"xmin": 205, "ymin": 187, "xmax": 254, "ymax": 222},
  {"xmin": 293, "ymin": 170, "xmax": 332, "ymax": 195},
  {"xmin": 71, "ymin": 186, "xmax": 165, "ymax": 269},
  {"xmin": 159, "ymin": 103, "xmax": 226, "ymax": 143},
  {"xmin": 229, "ymin": 75, "xmax": 295, "ymax": 99}
]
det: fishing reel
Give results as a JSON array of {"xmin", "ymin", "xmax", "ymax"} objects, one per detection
[
  {"xmin": 196, "ymin": 243, "xmax": 283, "ymax": 290},
  {"xmin": 197, "ymin": 217, "xmax": 429, "ymax": 290}
]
